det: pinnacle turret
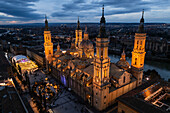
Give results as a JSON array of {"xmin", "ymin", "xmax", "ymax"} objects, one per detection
[
  {"xmin": 138, "ymin": 9, "xmax": 144, "ymax": 33},
  {"xmin": 98, "ymin": 5, "xmax": 106, "ymax": 38},
  {"xmin": 76, "ymin": 16, "xmax": 81, "ymax": 30}
]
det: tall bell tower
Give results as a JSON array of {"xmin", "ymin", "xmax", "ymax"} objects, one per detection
[
  {"xmin": 44, "ymin": 15, "xmax": 53, "ymax": 64},
  {"xmin": 93, "ymin": 5, "xmax": 110, "ymax": 111},
  {"xmin": 75, "ymin": 17, "xmax": 82, "ymax": 48},
  {"xmin": 131, "ymin": 10, "xmax": 146, "ymax": 86}
]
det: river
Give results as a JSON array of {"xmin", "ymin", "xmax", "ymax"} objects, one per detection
[{"xmin": 109, "ymin": 54, "xmax": 170, "ymax": 81}]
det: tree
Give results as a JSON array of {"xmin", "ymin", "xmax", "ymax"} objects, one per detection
[
  {"xmin": 43, "ymin": 95, "xmax": 47, "ymax": 111},
  {"xmin": 39, "ymin": 89, "xmax": 42, "ymax": 104}
]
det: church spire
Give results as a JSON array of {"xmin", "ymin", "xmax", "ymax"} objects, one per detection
[
  {"xmin": 98, "ymin": 5, "xmax": 106, "ymax": 38},
  {"xmin": 84, "ymin": 25, "xmax": 89, "ymax": 40},
  {"xmin": 141, "ymin": 9, "xmax": 144, "ymax": 22},
  {"xmin": 121, "ymin": 49, "xmax": 126, "ymax": 61},
  {"xmin": 102, "ymin": 4, "xmax": 104, "ymax": 17},
  {"xmin": 82, "ymin": 49, "xmax": 86, "ymax": 61},
  {"xmin": 57, "ymin": 42, "xmax": 60, "ymax": 52},
  {"xmin": 85, "ymin": 25, "xmax": 87, "ymax": 34},
  {"xmin": 138, "ymin": 9, "xmax": 144, "ymax": 33},
  {"xmin": 76, "ymin": 16, "xmax": 81, "ymax": 30},
  {"xmin": 45, "ymin": 15, "xmax": 49, "ymax": 31}
]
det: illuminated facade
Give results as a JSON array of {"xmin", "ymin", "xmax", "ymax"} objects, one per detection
[
  {"xmin": 12, "ymin": 55, "xmax": 38, "ymax": 74},
  {"xmin": 75, "ymin": 17, "xmax": 82, "ymax": 48},
  {"xmin": 131, "ymin": 10, "xmax": 146, "ymax": 86},
  {"xmin": 79, "ymin": 26, "xmax": 94, "ymax": 58},
  {"xmin": 46, "ymin": 7, "xmax": 147, "ymax": 111},
  {"xmin": 93, "ymin": 5, "xmax": 111, "ymax": 110},
  {"xmin": 116, "ymin": 50, "xmax": 130, "ymax": 70},
  {"xmin": 54, "ymin": 42, "xmax": 62, "ymax": 58},
  {"xmin": 44, "ymin": 15, "xmax": 53, "ymax": 63}
]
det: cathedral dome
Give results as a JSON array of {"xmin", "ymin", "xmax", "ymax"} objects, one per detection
[
  {"xmin": 116, "ymin": 50, "xmax": 130, "ymax": 70},
  {"xmin": 54, "ymin": 42, "xmax": 62, "ymax": 57},
  {"xmin": 116, "ymin": 60, "xmax": 130, "ymax": 70},
  {"xmin": 79, "ymin": 39, "xmax": 93, "ymax": 49},
  {"xmin": 79, "ymin": 26, "xmax": 93, "ymax": 49}
]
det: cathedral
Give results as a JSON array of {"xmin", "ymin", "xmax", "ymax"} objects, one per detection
[{"xmin": 44, "ymin": 6, "xmax": 146, "ymax": 111}]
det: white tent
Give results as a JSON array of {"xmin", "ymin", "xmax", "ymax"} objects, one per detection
[{"xmin": 12, "ymin": 55, "xmax": 28, "ymax": 63}]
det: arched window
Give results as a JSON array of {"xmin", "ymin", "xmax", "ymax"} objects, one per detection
[
  {"xmin": 140, "ymin": 58, "xmax": 143, "ymax": 66},
  {"xmin": 136, "ymin": 40, "xmax": 139, "ymax": 49},
  {"xmin": 101, "ymin": 48, "xmax": 103, "ymax": 58},
  {"xmin": 97, "ymin": 69, "xmax": 99, "ymax": 77},
  {"xmin": 104, "ymin": 70, "xmax": 106, "ymax": 78},
  {"xmin": 137, "ymin": 40, "xmax": 139, "ymax": 44},
  {"xmin": 97, "ymin": 48, "xmax": 99, "ymax": 57},
  {"xmin": 135, "ymin": 58, "xmax": 137, "ymax": 65},
  {"xmin": 123, "ymin": 76, "xmax": 126, "ymax": 83}
]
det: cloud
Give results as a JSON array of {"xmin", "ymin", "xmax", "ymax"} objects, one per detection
[
  {"xmin": 52, "ymin": 0, "xmax": 151, "ymax": 18},
  {"xmin": 1, "ymin": 0, "xmax": 170, "ymax": 24},
  {"xmin": 51, "ymin": 0, "xmax": 170, "ymax": 23},
  {"xmin": 0, "ymin": 0, "xmax": 43, "ymax": 23}
]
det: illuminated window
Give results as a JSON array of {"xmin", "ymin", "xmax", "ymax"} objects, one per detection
[
  {"xmin": 97, "ymin": 69, "xmax": 99, "ymax": 77},
  {"xmin": 101, "ymin": 48, "xmax": 103, "ymax": 58},
  {"xmin": 104, "ymin": 70, "xmax": 106, "ymax": 78},
  {"xmin": 105, "ymin": 48, "xmax": 107, "ymax": 58},
  {"xmin": 136, "ymin": 40, "xmax": 139, "ymax": 49},
  {"xmin": 97, "ymin": 48, "xmax": 99, "ymax": 57},
  {"xmin": 135, "ymin": 58, "xmax": 137, "ymax": 65},
  {"xmin": 137, "ymin": 40, "xmax": 139, "ymax": 44},
  {"xmin": 140, "ymin": 58, "xmax": 143, "ymax": 66},
  {"xmin": 140, "ymin": 46, "xmax": 142, "ymax": 50}
]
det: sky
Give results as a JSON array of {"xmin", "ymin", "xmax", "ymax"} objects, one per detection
[{"xmin": 0, "ymin": 0, "xmax": 170, "ymax": 24}]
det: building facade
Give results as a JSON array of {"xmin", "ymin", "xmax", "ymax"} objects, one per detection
[
  {"xmin": 131, "ymin": 10, "xmax": 146, "ymax": 86},
  {"xmin": 45, "ymin": 7, "xmax": 147, "ymax": 111},
  {"xmin": 44, "ymin": 15, "xmax": 53, "ymax": 64}
]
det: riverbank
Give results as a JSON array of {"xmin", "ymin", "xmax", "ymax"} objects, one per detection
[
  {"xmin": 108, "ymin": 50, "xmax": 170, "ymax": 63},
  {"xmin": 145, "ymin": 56, "xmax": 170, "ymax": 63}
]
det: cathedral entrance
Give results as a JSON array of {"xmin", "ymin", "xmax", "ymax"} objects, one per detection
[{"xmin": 60, "ymin": 74, "xmax": 67, "ymax": 86}]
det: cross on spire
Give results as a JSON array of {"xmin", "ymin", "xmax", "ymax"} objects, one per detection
[
  {"xmin": 77, "ymin": 16, "xmax": 81, "ymax": 30},
  {"xmin": 45, "ymin": 14, "xmax": 49, "ymax": 31},
  {"xmin": 142, "ymin": 9, "xmax": 144, "ymax": 19},
  {"xmin": 138, "ymin": 9, "xmax": 145, "ymax": 33},
  {"xmin": 99, "ymin": 5, "xmax": 106, "ymax": 38},
  {"xmin": 102, "ymin": 4, "xmax": 104, "ymax": 17}
]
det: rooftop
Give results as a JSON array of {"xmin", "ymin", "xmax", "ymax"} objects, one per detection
[
  {"xmin": 0, "ymin": 48, "xmax": 11, "ymax": 80},
  {"xmin": 118, "ymin": 79, "xmax": 170, "ymax": 113},
  {"xmin": 0, "ymin": 79, "xmax": 28, "ymax": 113}
]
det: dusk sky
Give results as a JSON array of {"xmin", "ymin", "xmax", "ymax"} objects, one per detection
[{"xmin": 0, "ymin": 0, "xmax": 170, "ymax": 24}]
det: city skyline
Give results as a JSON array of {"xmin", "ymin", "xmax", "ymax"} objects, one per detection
[{"xmin": 0, "ymin": 0, "xmax": 170, "ymax": 24}]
